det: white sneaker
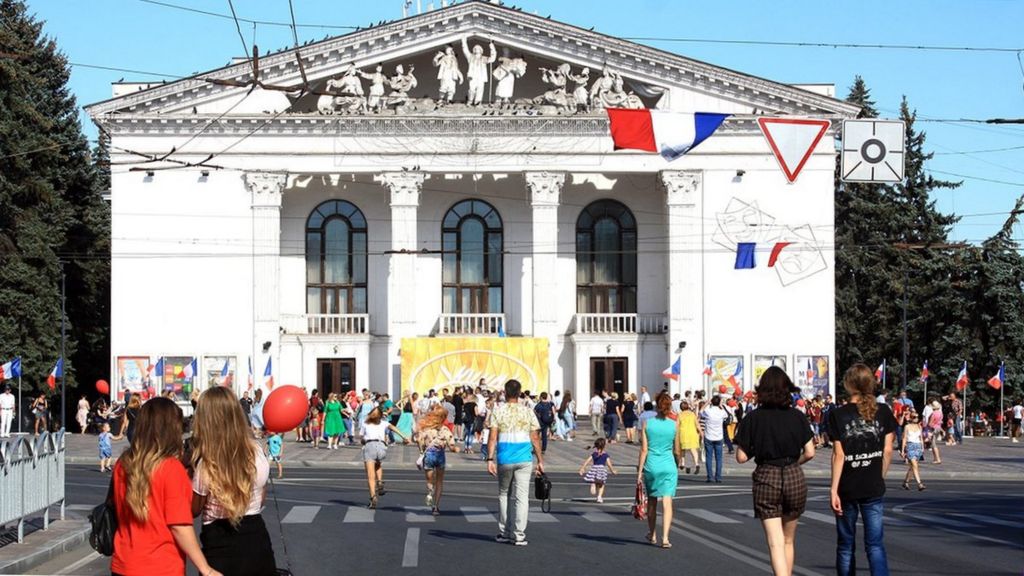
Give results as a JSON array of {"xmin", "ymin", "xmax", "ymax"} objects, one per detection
[
  {"xmin": 513, "ymin": 539, "xmax": 528, "ymax": 546},
  {"xmin": 425, "ymin": 491, "xmax": 434, "ymax": 507}
]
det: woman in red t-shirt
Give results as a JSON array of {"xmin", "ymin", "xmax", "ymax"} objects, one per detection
[{"xmin": 111, "ymin": 397, "xmax": 221, "ymax": 576}]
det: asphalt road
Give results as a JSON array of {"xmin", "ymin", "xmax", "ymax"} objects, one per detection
[{"xmin": 25, "ymin": 465, "xmax": 1024, "ymax": 576}]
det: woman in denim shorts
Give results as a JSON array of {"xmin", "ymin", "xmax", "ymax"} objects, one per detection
[
  {"xmin": 361, "ymin": 407, "xmax": 410, "ymax": 509},
  {"xmin": 417, "ymin": 405, "xmax": 458, "ymax": 515}
]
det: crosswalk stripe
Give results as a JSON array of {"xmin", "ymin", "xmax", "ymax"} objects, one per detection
[
  {"xmin": 529, "ymin": 507, "xmax": 559, "ymax": 523},
  {"xmin": 343, "ymin": 506, "xmax": 375, "ymax": 523},
  {"xmin": 800, "ymin": 511, "xmax": 836, "ymax": 524},
  {"xmin": 405, "ymin": 506, "xmax": 436, "ymax": 523},
  {"xmin": 402, "ymin": 528, "xmax": 420, "ymax": 568},
  {"xmin": 951, "ymin": 513, "xmax": 1019, "ymax": 528},
  {"xmin": 281, "ymin": 505, "xmax": 320, "ymax": 524},
  {"xmin": 732, "ymin": 509, "xmax": 756, "ymax": 518},
  {"xmin": 911, "ymin": 512, "xmax": 978, "ymax": 529},
  {"xmin": 460, "ymin": 506, "xmax": 497, "ymax": 523},
  {"xmin": 683, "ymin": 508, "xmax": 741, "ymax": 524},
  {"xmin": 571, "ymin": 507, "xmax": 618, "ymax": 523}
]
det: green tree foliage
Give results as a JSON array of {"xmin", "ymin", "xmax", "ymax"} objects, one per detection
[{"xmin": 0, "ymin": 0, "xmax": 110, "ymax": 411}]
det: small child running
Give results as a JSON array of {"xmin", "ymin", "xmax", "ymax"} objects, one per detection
[
  {"xmin": 267, "ymin": 431, "xmax": 284, "ymax": 479},
  {"xmin": 98, "ymin": 423, "xmax": 113, "ymax": 473},
  {"xmin": 579, "ymin": 438, "xmax": 617, "ymax": 502}
]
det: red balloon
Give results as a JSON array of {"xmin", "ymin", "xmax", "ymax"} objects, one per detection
[
  {"xmin": 262, "ymin": 385, "xmax": 309, "ymax": 433},
  {"xmin": 96, "ymin": 380, "xmax": 110, "ymax": 395},
  {"xmin": 726, "ymin": 399, "xmax": 737, "ymax": 408},
  {"xmin": 796, "ymin": 399, "xmax": 806, "ymax": 407},
  {"xmin": 718, "ymin": 384, "xmax": 727, "ymax": 394},
  {"xmin": 117, "ymin": 391, "xmax": 125, "ymax": 401}
]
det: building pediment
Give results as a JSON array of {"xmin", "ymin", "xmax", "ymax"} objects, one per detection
[{"xmin": 85, "ymin": 0, "xmax": 857, "ymax": 125}]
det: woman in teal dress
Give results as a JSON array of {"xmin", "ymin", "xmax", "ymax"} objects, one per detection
[
  {"xmin": 396, "ymin": 394, "xmax": 416, "ymax": 441},
  {"xmin": 323, "ymin": 393, "xmax": 346, "ymax": 450},
  {"xmin": 637, "ymin": 391, "xmax": 681, "ymax": 548}
]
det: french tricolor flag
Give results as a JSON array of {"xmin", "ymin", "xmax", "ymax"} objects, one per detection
[
  {"xmin": 47, "ymin": 358, "xmax": 62, "ymax": 390},
  {"xmin": 264, "ymin": 357, "xmax": 274, "ymax": 390},
  {"xmin": 606, "ymin": 108, "xmax": 729, "ymax": 160},
  {"xmin": 702, "ymin": 358, "xmax": 713, "ymax": 376},
  {"xmin": 182, "ymin": 358, "xmax": 197, "ymax": 381},
  {"xmin": 0, "ymin": 357, "xmax": 21, "ymax": 380},
  {"xmin": 662, "ymin": 356, "xmax": 680, "ymax": 381}
]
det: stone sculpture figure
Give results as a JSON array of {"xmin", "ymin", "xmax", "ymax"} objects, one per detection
[
  {"xmin": 432, "ymin": 46, "xmax": 463, "ymax": 105},
  {"xmin": 568, "ymin": 67, "xmax": 591, "ymax": 113},
  {"xmin": 462, "ymin": 36, "xmax": 496, "ymax": 106},
  {"xmin": 387, "ymin": 64, "xmax": 418, "ymax": 109},
  {"xmin": 359, "ymin": 64, "xmax": 389, "ymax": 112},
  {"xmin": 492, "ymin": 57, "xmax": 527, "ymax": 107},
  {"xmin": 589, "ymin": 65, "xmax": 616, "ymax": 108},
  {"xmin": 539, "ymin": 63, "xmax": 572, "ymax": 112},
  {"xmin": 317, "ymin": 65, "xmax": 365, "ymax": 114}
]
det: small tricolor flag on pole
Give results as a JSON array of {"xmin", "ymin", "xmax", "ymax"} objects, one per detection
[
  {"xmin": 47, "ymin": 358, "xmax": 63, "ymax": 390},
  {"xmin": 805, "ymin": 358, "xmax": 815, "ymax": 383},
  {"xmin": 955, "ymin": 361, "xmax": 969, "ymax": 391},
  {"xmin": 220, "ymin": 359, "xmax": 233, "ymax": 387},
  {"xmin": 264, "ymin": 357, "xmax": 274, "ymax": 390},
  {"xmin": 702, "ymin": 358, "xmax": 713, "ymax": 376},
  {"xmin": 662, "ymin": 356, "xmax": 681, "ymax": 381},
  {"xmin": 247, "ymin": 357, "xmax": 254, "ymax": 390},
  {"xmin": 987, "ymin": 363, "xmax": 1004, "ymax": 390},
  {"xmin": 606, "ymin": 108, "xmax": 729, "ymax": 161},
  {"xmin": 874, "ymin": 360, "xmax": 886, "ymax": 382},
  {"xmin": 0, "ymin": 357, "xmax": 22, "ymax": 380},
  {"xmin": 182, "ymin": 358, "xmax": 196, "ymax": 381},
  {"xmin": 919, "ymin": 360, "xmax": 929, "ymax": 383}
]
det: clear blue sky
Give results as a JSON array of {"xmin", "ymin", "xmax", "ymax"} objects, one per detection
[{"xmin": 25, "ymin": 0, "xmax": 1024, "ymax": 242}]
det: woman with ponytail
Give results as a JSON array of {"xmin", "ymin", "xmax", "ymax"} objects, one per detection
[
  {"xmin": 111, "ymin": 397, "xmax": 221, "ymax": 576},
  {"xmin": 826, "ymin": 364, "xmax": 897, "ymax": 576},
  {"xmin": 191, "ymin": 387, "xmax": 277, "ymax": 575}
]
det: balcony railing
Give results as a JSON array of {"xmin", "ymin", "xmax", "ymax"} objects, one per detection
[
  {"xmin": 574, "ymin": 313, "xmax": 668, "ymax": 335},
  {"xmin": 281, "ymin": 314, "xmax": 370, "ymax": 335},
  {"xmin": 439, "ymin": 313, "xmax": 506, "ymax": 336}
]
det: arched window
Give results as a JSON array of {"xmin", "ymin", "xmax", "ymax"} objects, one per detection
[
  {"xmin": 442, "ymin": 200, "xmax": 503, "ymax": 313},
  {"xmin": 305, "ymin": 200, "xmax": 368, "ymax": 314},
  {"xmin": 576, "ymin": 199, "xmax": 637, "ymax": 313}
]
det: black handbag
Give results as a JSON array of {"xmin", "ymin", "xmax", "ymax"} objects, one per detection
[
  {"xmin": 533, "ymin": 471, "xmax": 552, "ymax": 513},
  {"xmin": 88, "ymin": 479, "xmax": 117, "ymax": 556}
]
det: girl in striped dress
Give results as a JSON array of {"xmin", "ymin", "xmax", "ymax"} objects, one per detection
[{"xmin": 578, "ymin": 438, "xmax": 617, "ymax": 502}]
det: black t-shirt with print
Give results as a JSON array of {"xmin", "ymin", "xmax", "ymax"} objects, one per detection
[
  {"xmin": 734, "ymin": 406, "xmax": 813, "ymax": 466},
  {"xmin": 826, "ymin": 403, "xmax": 897, "ymax": 501}
]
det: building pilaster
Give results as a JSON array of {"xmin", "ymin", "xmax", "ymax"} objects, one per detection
[
  {"xmin": 661, "ymin": 170, "xmax": 703, "ymax": 394},
  {"xmin": 245, "ymin": 172, "xmax": 287, "ymax": 382}
]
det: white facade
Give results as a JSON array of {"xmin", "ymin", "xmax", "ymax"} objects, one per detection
[{"xmin": 88, "ymin": 1, "xmax": 856, "ymax": 413}]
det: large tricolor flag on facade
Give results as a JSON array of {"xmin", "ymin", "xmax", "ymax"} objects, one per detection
[
  {"xmin": 955, "ymin": 361, "xmax": 969, "ymax": 391},
  {"xmin": 0, "ymin": 357, "xmax": 22, "ymax": 380},
  {"xmin": 987, "ymin": 363, "xmax": 1004, "ymax": 390},
  {"xmin": 264, "ymin": 357, "xmax": 274, "ymax": 390},
  {"xmin": 662, "ymin": 356, "xmax": 681, "ymax": 381},
  {"xmin": 606, "ymin": 108, "xmax": 729, "ymax": 160},
  {"xmin": 46, "ymin": 358, "xmax": 63, "ymax": 390}
]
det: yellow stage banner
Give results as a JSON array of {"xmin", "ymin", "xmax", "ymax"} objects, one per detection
[{"xmin": 400, "ymin": 337, "xmax": 549, "ymax": 397}]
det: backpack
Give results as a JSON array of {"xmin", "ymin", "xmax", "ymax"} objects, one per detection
[{"xmin": 535, "ymin": 402, "xmax": 554, "ymax": 426}]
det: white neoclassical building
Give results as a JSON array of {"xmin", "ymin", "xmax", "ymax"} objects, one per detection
[{"xmin": 87, "ymin": 1, "xmax": 857, "ymax": 413}]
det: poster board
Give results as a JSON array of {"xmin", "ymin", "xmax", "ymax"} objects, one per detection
[
  {"xmin": 708, "ymin": 355, "xmax": 744, "ymax": 394},
  {"xmin": 795, "ymin": 355, "xmax": 830, "ymax": 398},
  {"xmin": 400, "ymin": 337, "xmax": 548, "ymax": 397},
  {"xmin": 203, "ymin": 356, "xmax": 236, "ymax": 391},
  {"xmin": 116, "ymin": 357, "xmax": 150, "ymax": 397},
  {"xmin": 753, "ymin": 355, "xmax": 789, "ymax": 387}
]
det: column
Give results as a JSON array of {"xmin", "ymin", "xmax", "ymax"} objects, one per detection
[
  {"xmin": 526, "ymin": 172, "xmax": 565, "ymax": 335},
  {"xmin": 661, "ymin": 170, "xmax": 703, "ymax": 395},
  {"xmin": 245, "ymin": 172, "xmax": 287, "ymax": 383},
  {"xmin": 376, "ymin": 172, "xmax": 425, "ymax": 330}
]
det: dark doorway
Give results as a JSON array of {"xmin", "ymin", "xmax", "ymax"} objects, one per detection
[
  {"xmin": 591, "ymin": 357, "xmax": 628, "ymax": 399},
  {"xmin": 317, "ymin": 358, "xmax": 356, "ymax": 398}
]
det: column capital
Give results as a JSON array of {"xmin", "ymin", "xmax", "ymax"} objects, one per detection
[
  {"xmin": 244, "ymin": 172, "xmax": 287, "ymax": 207},
  {"xmin": 660, "ymin": 170, "xmax": 702, "ymax": 206},
  {"xmin": 525, "ymin": 171, "xmax": 565, "ymax": 207},
  {"xmin": 376, "ymin": 172, "xmax": 426, "ymax": 207}
]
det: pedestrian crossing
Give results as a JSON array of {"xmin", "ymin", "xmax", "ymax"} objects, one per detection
[{"xmin": 267, "ymin": 503, "xmax": 1018, "ymax": 530}]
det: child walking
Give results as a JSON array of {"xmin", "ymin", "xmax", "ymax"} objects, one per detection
[
  {"xmin": 98, "ymin": 423, "xmax": 113, "ymax": 472},
  {"xmin": 267, "ymin": 431, "xmax": 284, "ymax": 479},
  {"xmin": 579, "ymin": 438, "xmax": 617, "ymax": 502},
  {"xmin": 310, "ymin": 406, "xmax": 323, "ymax": 450}
]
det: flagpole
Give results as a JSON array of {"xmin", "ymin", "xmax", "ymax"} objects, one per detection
[
  {"xmin": 17, "ymin": 372, "xmax": 22, "ymax": 435},
  {"xmin": 999, "ymin": 363, "xmax": 1005, "ymax": 438},
  {"xmin": 59, "ymin": 260, "xmax": 66, "ymax": 433},
  {"xmin": 963, "ymin": 367, "xmax": 968, "ymax": 438}
]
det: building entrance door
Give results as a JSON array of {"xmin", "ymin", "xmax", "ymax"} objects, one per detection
[
  {"xmin": 317, "ymin": 358, "xmax": 356, "ymax": 398},
  {"xmin": 590, "ymin": 357, "xmax": 628, "ymax": 399}
]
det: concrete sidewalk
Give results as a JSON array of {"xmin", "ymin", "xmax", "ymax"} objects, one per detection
[
  {"xmin": 0, "ymin": 508, "xmax": 90, "ymax": 576},
  {"xmin": 60, "ymin": 426, "xmax": 1024, "ymax": 479}
]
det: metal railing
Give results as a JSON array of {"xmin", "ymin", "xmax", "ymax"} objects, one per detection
[
  {"xmin": 0, "ymin": 430, "xmax": 66, "ymax": 543},
  {"xmin": 280, "ymin": 314, "xmax": 370, "ymax": 335},
  {"xmin": 574, "ymin": 313, "xmax": 668, "ymax": 334},
  {"xmin": 439, "ymin": 313, "xmax": 506, "ymax": 336}
]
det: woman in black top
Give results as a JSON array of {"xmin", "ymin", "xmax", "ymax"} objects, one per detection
[
  {"xmin": 603, "ymin": 392, "xmax": 621, "ymax": 443},
  {"xmin": 622, "ymin": 393, "xmax": 638, "ymax": 443},
  {"xmin": 734, "ymin": 367, "xmax": 815, "ymax": 576}
]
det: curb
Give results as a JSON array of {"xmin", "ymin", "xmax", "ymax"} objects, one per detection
[{"xmin": 0, "ymin": 519, "xmax": 91, "ymax": 576}]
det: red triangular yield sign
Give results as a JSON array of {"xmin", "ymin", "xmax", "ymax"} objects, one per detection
[{"xmin": 757, "ymin": 118, "xmax": 831, "ymax": 183}]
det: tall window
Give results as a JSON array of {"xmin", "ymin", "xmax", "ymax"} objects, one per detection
[
  {"xmin": 442, "ymin": 199, "xmax": 503, "ymax": 313},
  {"xmin": 576, "ymin": 199, "xmax": 637, "ymax": 313},
  {"xmin": 306, "ymin": 200, "xmax": 367, "ymax": 314}
]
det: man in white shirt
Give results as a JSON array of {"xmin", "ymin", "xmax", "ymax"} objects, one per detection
[
  {"xmin": 640, "ymin": 386, "xmax": 651, "ymax": 408},
  {"xmin": 0, "ymin": 386, "xmax": 16, "ymax": 437},
  {"xmin": 589, "ymin": 392, "xmax": 605, "ymax": 436},
  {"xmin": 1011, "ymin": 400, "xmax": 1023, "ymax": 443},
  {"xmin": 701, "ymin": 396, "xmax": 729, "ymax": 483}
]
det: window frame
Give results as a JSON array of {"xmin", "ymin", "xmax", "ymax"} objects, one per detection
[
  {"xmin": 305, "ymin": 200, "xmax": 368, "ymax": 314},
  {"xmin": 442, "ymin": 199, "xmax": 504, "ymax": 314},
  {"xmin": 576, "ymin": 199, "xmax": 637, "ymax": 314}
]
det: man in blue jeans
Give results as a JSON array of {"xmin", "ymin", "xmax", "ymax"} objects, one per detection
[{"xmin": 701, "ymin": 396, "xmax": 729, "ymax": 483}]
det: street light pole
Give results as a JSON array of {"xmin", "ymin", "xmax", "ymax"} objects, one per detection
[{"xmin": 902, "ymin": 264, "xmax": 908, "ymax": 393}]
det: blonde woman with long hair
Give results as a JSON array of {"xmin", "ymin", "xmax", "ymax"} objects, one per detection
[
  {"xmin": 418, "ymin": 405, "xmax": 459, "ymax": 515},
  {"xmin": 111, "ymin": 397, "xmax": 221, "ymax": 576},
  {"xmin": 191, "ymin": 387, "xmax": 277, "ymax": 575}
]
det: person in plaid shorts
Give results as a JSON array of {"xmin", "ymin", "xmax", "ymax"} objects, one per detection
[{"xmin": 734, "ymin": 366, "xmax": 816, "ymax": 576}]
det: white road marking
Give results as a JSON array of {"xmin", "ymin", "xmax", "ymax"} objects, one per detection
[
  {"xmin": 460, "ymin": 506, "xmax": 497, "ymax": 523},
  {"xmin": 529, "ymin": 507, "xmax": 559, "ymax": 523},
  {"xmin": 65, "ymin": 504, "xmax": 94, "ymax": 511},
  {"xmin": 800, "ymin": 511, "xmax": 837, "ymax": 524},
  {"xmin": 405, "ymin": 506, "xmax": 436, "ymax": 523},
  {"xmin": 951, "ymin": 513, "xmax": 1020, "ymax": 528},
  {"xmin": 402, "ymin": 527, "xmax": 420, "ymax": 568},
  {"xmin": 343, "ymin": 506, "xmax": 375, "ymax": 523},
  {"xmin": 683, "ymin": 508, "xmax": 742, "ymax": 524},
  {"xmin": 909, "ymin": 512, "xmax": 977, "ymax": 529},
  {"xmin": 570, "ymin": 507, "xmax": 618, "ymax": 523},
  {"xmin": 732, "ymin": 508, "xmax": 756, "ymax": 518},
  {"xmin": 281, "ymin": 505, "xmax": 320, "ymax": 524}
]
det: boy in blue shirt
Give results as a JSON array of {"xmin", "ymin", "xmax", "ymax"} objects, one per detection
[
  {"xmin": 267, "ymin": 432, "xmax": 284, "ymax": 479},
  {"xmin": 98, "ymin": 423, "xmax": 113, "ymax": 473}
]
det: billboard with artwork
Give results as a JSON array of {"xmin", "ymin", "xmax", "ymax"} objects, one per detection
[{"xmin": 400, "ymin": 337, "xmax": 549, "ymax": 397}]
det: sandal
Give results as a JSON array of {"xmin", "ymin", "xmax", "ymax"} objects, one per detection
[
  {"xmin": 661, "ymin": 541, "xmax": 673, "ymax": 549},
  {"xmin": 431, "ymin": 507, "xmax": 440, "ymax": 516},
  {"xmin": 377, "ymin": 481, "xmax": 387, "ymax": 496},
  {"xmin": 367, "ymin": 496, "xmax": 377, "ymax": 510},
  {"xmin": 646, "ymin": 532, "xmax": 657, "ymax": 545},
  {"xmin": 901, "ymin": 482, "xmax": 910, "ymax": 490},
  {"xmin": 918, "ymin": 483, "xmax": 927, "ymax": 491}
]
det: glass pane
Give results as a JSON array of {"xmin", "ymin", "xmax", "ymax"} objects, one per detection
[
  {"xmin": 594, "ymin": 218, "xmax": 620, "ymax": 284},
  {"xmin": 623, "ymin": 232, "xmax": 637, "ymax": 284},
  {"xmin": 337, "ymin": 288, "xmax": 349, "ymax": 314},
  {"xmin": 306, "ymin": 232, "xmax": 321, "ymax": 283},
  {"xmin": 619, "ymin": 208, "xmax": 636, "ymax": 229},
  {"xmin": 623, "ymin": 286, "xmax": 637, "ymax": 313},
  {"xmin": 443, "ymin": 253, "xmax": 457, "ymax": 283},
  {"xmin": 353, "ymin": 288, "xmax": 367, "ymax": 313},
  {"xmin": 443, "ymin": 210, "xmax": 460, "ymax": 229},
  {"xmin": 341, "ymin": 201, "xmax": 356, "ymax": 219},
  {"xmin": 577, "ymin": 209, "xmax": 592, "ymax": 230},
  {"xmin": 484, "ymin": 208, "xmax": 501, "ymax": 228},
  {"xmin": 443, "ymin": 232, "xmax": 457, "ymax": 251},
  {"xmin": 307, "ymin": 209, "xmax": 324, "ymax": 230},
  {"xmin": 577, "ymin": 287, "xmax": 590, "ymax": 313},
  {"xmin": 325, "ymin": 289, "xmax": 337, "ymax": 314},
  {"xmin": 461, "ymin": 288, "xmax": 473, "ymax": 313},
  {"xmin": 460, "ymin": 218, "xmax": 485, "ymax": 284},
  {"xmin": 443, "ymin": 287, "xmax": 456, "ymax": 313},
  {"xmin": 352, "ymin": 233, "xmax": 367, "ymax": 283},
  {"xmin": 349, "ymin": 209, "xmax": 366, "ymax": 229},
  {"xmin": 488, "ymin": 287, "xmax": 502, "ymax": 313},
  {"xmin": 576, "ymin": 232, "xmax": 591, "ymax": 284},
  {"xmin": 488, "ymin": 233, "xmax": 502, "ymax": 283},
  {"xmin": 324, "ymin": 219, "xmax": 350, "ymax": 284},
  {"xmin": 307, "ymin": 288, "xmax": 321, "ymax": 313},
  {"xmin": 452, "ymin": 201, "xmax": 467, "ymax": 219},
  {"xmin": 606, "ymin": 288, "xmax": 618, "ymax": 313}
]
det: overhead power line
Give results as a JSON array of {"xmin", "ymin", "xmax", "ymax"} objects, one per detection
[{"xmin": 134, "ymin": 0, "xmax": 357, "ymax": 30}]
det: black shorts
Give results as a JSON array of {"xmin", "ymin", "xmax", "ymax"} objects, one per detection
[
  {"xmin": 200, "ymin": 514, "xmax": 277, "ymax": 576},
  {"xmin": 751, "ymin": 463, "xmax": 807, "ymax": 520}
]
